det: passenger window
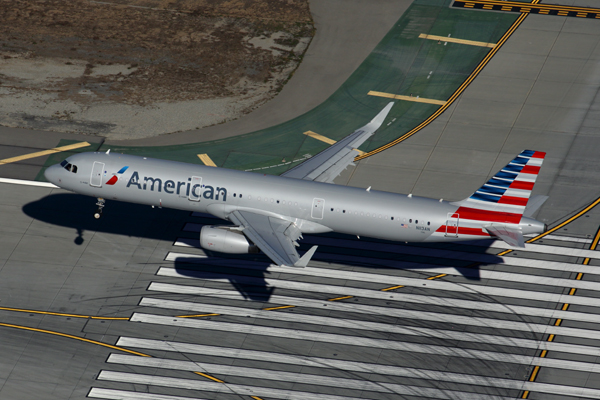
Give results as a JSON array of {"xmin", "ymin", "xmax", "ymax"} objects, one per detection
[{"xmin": 409, "ymin": 219, "xmax": 412, "ymax": 223}]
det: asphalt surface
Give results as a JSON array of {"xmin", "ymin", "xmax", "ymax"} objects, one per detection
[{"xmin": 3, "ymin": 1, "xmax": 600, "ymax": 400}]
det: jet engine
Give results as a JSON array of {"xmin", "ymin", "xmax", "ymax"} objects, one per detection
[{"xmin": 200, "ymin": 225, "xmax": 259, "ymax": 254}]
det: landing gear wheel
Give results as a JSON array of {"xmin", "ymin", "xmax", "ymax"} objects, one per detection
[{"xmin": 94, "ymin": 198, "xmax": 105, "ymax": 219}]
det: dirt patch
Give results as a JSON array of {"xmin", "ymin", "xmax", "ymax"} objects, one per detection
[{"xmin": 0, "ymin": 0, "xmax": 313, "ymax": 139}]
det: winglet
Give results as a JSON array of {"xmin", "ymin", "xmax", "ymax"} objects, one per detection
[
  {"xmin": 368, "ymin": 102, "xmax": 394, "ymax": 128},
  {"xmin": 293, "ymin": 245, "xmax": 318, "ymax": 267}
]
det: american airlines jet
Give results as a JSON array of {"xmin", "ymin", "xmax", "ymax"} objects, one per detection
[{"xmin": 44, "ymin": 102, "xmax": 547, "ymax": 267}]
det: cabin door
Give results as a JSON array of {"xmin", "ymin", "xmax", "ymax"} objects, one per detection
[
  {"xmin": 90, "ymin": 162, "xmax": 105, "ymax": 187},
  {"xmin": 188, "ymin": 176, "xmax": 202, "ymax": 201},
  {"xmin": 311, "ymin": 198, "xmax": 325, "ymax": 219},
  {"xmin": 445, "ymin": 213, "xmax": 459, "ymax": 237}
]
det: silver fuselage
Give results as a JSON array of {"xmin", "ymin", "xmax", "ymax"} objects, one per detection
[{"xmin": 44, "ymin": 152, "xmax": 544, "ymax": 243}]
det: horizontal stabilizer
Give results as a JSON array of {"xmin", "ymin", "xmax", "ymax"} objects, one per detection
[
  {"xmin": 524, "ymin": 195, "xmax": 549, "ymax": 218},
  {"xmin": 484, "ymin": 224, "xmax": 524, "ymax": 247}
]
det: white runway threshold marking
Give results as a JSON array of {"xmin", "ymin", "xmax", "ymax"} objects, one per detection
[
  {"xmin": 106, "ymin": 353, "xmax": 600, "ymax": 400},
  {"xmin": 160, "ymin": 256, "xmax": 600, "ymax": 308},
  {"xmin": 88, "ymin": 388, "xmax": 208, "ymax": 400},
  {"xmin": 115, "ymin": 337, "xmax": 597, "ymax": 398},
  {"xmin": 139, "ymin": 296, "xmax": 600, "ymax": 358},
  {"xmin": 97, "ymin": 370, "xmax": 515, "ymax": 400},
  {"xmin": 144, "ymin": 285, "xmax": 600, "ymax": 351},
  {"xmin": 135, "ymin": 312, "xmax": 600, "ymax": 373},
  {"xmin": 151, "ymin": 271, "xmax": 600, "ymax": 323}
]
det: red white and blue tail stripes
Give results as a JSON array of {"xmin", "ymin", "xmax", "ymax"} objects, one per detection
[
  {"xmin": 461, "ymin": 149, "xmax": 545, "ymax": 217},
  {"xmin": 432, "ymin": 150, "xmax": 545, "ymax": 239}
]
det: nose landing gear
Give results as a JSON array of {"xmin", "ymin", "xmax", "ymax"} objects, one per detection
[{"xmin": 94, "ymin": 198, "xmax": 105, "ymax": 219}]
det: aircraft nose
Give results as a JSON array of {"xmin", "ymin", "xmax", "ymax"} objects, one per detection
[{"xmin": 44, "ymin": 164, "xmax": 61, "ymax": 185}]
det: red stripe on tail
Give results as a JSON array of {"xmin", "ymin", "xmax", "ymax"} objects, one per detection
[
  {"xmin": 521, "ymin": 165, "xmax": 540, "ymax": 174},
  {"xmin": 509, "ymin": 180, "xmax": 534, "ymax": 190},
  {"xmin": 498, "ymin": 196, "xmax": 529, "ymax": 206}
]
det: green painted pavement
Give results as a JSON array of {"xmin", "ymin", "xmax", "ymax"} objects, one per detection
[{"xmin": 39, "ymin": 0, "xmax": 518, "ymax": 180}]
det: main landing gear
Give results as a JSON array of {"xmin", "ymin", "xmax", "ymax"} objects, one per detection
[{"xmin": 94, "ymin": 198, "xmax": 105, "ymax": 219}]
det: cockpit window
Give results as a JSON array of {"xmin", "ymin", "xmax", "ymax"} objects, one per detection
[{"xmin": 60, "ymin": 160, "xmax": 78, "ymax": 173}]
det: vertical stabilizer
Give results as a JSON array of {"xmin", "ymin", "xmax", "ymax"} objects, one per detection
[
  {"xmin": 432, "ymin": 150, "xmax": 546, "ymax": 246},
  {"xmin": 452, "ymin": 150, "xmax": 546, "ymax": 223}
]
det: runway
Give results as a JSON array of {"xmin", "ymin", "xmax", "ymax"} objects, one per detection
[{"xmin": 2, "ymin": 0, "xmax": 600, "ymax": 399}]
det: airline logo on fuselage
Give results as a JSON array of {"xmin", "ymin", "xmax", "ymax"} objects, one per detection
[
  {"xmin": 126, "ymin": 171, "xmax": 227, "ymax": 201},
  {"xmin": 106, "ymin": 166, "xmax": 129, "ymax": 185}
]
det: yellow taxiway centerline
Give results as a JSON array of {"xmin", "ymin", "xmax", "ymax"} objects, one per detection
[
  {"xmin": 368, "ymin": 90, "xmax": 447, "ymax": 106},
  {"xmin": 356, "ymin": 11, "xmax": 530, "ymax": 161},
  {"xmin": 303, "ymin": 131, "xmax": 366, "ymax": 155},
  {"xmin": 198, "ymin": 153, "xmax": 217, "ymax": 167},
  {"xmin": 0, "ymin": 305, "xmax": 128, "ymax": 320},
  {"xmin": 0, "ymin": 322, "xmax": 151, "ymax": 357},
  {"xmin": 0, "ymin": 142, "xmax": 91, "ymax": 165},
  {"xmin": 418, "ymin": 33, "xmax": 497, "ymax": 48}
]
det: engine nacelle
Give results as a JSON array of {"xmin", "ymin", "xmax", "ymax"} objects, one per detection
[{"xmin": 200, "ymin": 225, "xmax": 259, "ymax": 254}]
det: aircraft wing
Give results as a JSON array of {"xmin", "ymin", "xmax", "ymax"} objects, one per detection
[
  {"xmin": 229, "ymin": 210, "xmax": 318, "ymax": 267},
  {"xmin": 281, "ymin": 102, "xmax": 394, "ymax": 183}
]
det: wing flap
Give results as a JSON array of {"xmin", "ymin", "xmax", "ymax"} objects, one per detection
[{"xmin": 282, "ymin": 102, "xmax": 394, "ymax": 183}]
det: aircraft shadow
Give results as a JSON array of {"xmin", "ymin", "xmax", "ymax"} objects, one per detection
[
  {"xmin": 22, "ymin": 193, "xmax": 188, "ymax": 245},
  {"xmin": 24, "ymin": 193, "xmax": 504, "ymax": 302}
]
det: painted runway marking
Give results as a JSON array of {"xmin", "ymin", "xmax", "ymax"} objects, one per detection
[
  {"xmin": 418, "ymin": 33, "xmax": 496, "ymax": 48},
  {"xmin": 453, "ymin": 0, "xmax": 600, "ymax": 19},
  {"xmin": 145, "ymin": 283, "xmax": 600, "ymax": 344},
  {"xmin": 197, "ymin": 153, "xmax": 217, "ymax": 167},
  {"xmin": 115, "ymin": 337, "xmax": 592, "ymax": 396},
  {"xmin": 304, "ymin": 130, "xmax": 336, "ymax": 145},
  {"xmin": 357, "ymin": 12, "xmax": 529, "ymax": 160},
  {"xmin": 163, "ymin": 252, "xmax": 600, "ymax": 307},
  {"xmin": 368, "ymin": 90, "xmax": 447, "ymax": 105},
  {"xmin": 106, "ymin": 354, "xmax": 521, "ymax": 399},
  {"xmin": 153, "ymin": 269, "xmax": 600, "ymax": 324},
  {"xmin": 132, "ymin": 312, "xmax": 600, "ymax": 375},
  {"xmin": 0, "ymin": 141, "xmax": 91, "ymax": 165},
  {"xmin": 139, "ymin": 297, "xmax": 600, "ymax": 354},
  {"xmin": 97, "ymin": 370, "xmax": 407, "ymax": 400},
  {"xmin": 88, "ymin": 388, "xmax": 203, "ymax": 400},
  {"xmin": 303, "ymin": 131, "xmax": 366, "ymax": 155}
]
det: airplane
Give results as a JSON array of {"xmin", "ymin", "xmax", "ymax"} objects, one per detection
[{"xmin": 44, "ymin": 102, "xmax": 547, "ymax": 267}]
